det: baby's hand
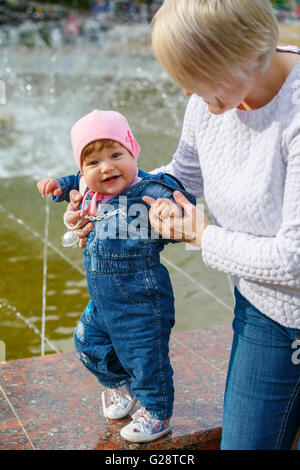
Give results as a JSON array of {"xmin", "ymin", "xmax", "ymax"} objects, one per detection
[
  {"xmin": 37, "ymin": 178, "xmax": 62, "ymax": 197},
  {"xmin": 143, "ymin": 196, "xmax": 182, "ymax": 220}
]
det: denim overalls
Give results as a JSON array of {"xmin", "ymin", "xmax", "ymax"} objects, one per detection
[{"xmin": 54, "ymin": 169, "xmax": 196, "ymax": 420}]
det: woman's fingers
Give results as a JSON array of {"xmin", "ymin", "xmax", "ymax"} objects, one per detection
[
  {"xmin": 69, "ymin": 190, "xmax": 83, "ymax": 211},
  {"xmin": 144, "ymin": 192, "xmax": 210, "ymax": 246},
  {"xmin": 156, "ymin": 200, "xmax": 181, "ymax": 220},
  {"xmin": 143, "ymin": 196, "xmax": 179, "ymax": 220},
  {"xmin": 142, "ymin": 195, "xmax": 156, "ymax": 206},
  {"xmin": 173, "ymin": 191, "xmax": 194, "ymax": 214},
  {"xmin": 78, "ymin": 238, "xmax": 87, "ymax": 249},
  {"xmin": 75, "ymin": 221, "xmax": 94, "ymax": 238},
  {"xmin": 159, "ymin": 203, "xmax": 171, "ymax": 220},
  {"xmin": 64, "ymin": 209, "xmax": 82, "ymax": 228},
  {"xmin": 144, "ymin": 196, "xmax": 184, "ymax": 239},
  {"xmin": 64, "ymin": 190, "xmax": 94, "ymax": 248}
]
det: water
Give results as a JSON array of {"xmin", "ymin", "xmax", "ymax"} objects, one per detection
[{"xmin": 0, "ymin": 18, "xmax": 298, "ymax": 361}]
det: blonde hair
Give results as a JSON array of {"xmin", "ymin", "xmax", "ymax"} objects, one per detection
[{"xmin": 152, "ymin": 0, "xmax": 279, "ymax": 89}]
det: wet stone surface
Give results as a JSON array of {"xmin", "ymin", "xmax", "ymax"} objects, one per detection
[{"xmin": 0, "ymin": 324, "xmax": 232, "ymax": 450}]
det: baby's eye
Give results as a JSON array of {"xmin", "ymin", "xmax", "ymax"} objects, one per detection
[
  {"xmin": 111, "ymin": 153, "xmax": 121, "ymax": 159},
  {"xmin": 88, "ymin": 160, "xmax": 98, "ymax": 166}
]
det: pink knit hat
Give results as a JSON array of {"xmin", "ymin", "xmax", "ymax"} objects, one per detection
[{"xmin": 71, "ymin": 109, "xmax": 141, "ymax": 170}]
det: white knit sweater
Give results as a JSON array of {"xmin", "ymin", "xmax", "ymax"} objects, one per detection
[{"xmin": 155, "ymin": 48, "xmax": 300, "ymax": 329}]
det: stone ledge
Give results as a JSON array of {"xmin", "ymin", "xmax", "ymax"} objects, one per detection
[{"xmin": 0, "ymin": 324, "xmax": 232, "ymax": 450}]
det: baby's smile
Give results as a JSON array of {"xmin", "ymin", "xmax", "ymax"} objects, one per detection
[
  {"xmin": 82, "ymin": 141, "xmax": 137, "ymax": 195},
  {"xmin": 102, "ymin": 175, "xmax": 121, "ymax": 184}
]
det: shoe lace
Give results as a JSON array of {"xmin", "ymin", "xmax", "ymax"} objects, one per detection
[
  {"xmin": 131, "ymin": 407, "xmax": 154, "ymax": 431},
  {"xmin": 111, "ymin": 388, "xmax": 121, "ymax": 406}
]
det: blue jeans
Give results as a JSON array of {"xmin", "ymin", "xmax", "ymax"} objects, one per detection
[
  {"xmin": 68, "ymin": 169, "xmax": 196, "ymax": 421},
  {"xmin": 74, "ymin": 261, "xmax": 175, "ymax": 420},
  {"xmin": 221, "ymin": 288, "xmax": 300, "ymax": 450}
]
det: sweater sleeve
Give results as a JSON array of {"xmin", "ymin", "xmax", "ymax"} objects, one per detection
[
  {"xmin": 151, "ymin": 95, "xmax": 204, "ymax": 199},
  {"xmin": 202, "ymin": 131, "xmax": 300, "ymax": 288}
]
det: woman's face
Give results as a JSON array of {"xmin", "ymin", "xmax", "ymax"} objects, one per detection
[{"xmin": 184, "ymin": 76, "xmax": 254, "ymax": 114}]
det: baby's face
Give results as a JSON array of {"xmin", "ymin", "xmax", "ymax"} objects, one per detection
[{"xmin": 81, "ymin": 141, "xmax": 137, "ymax": 195}]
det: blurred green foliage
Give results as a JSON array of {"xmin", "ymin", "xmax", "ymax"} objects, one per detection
[
  {"xmin": 34, "ymin": 0, "xmax": 92, "ymax": 10},
  {"xmin": 25, "ymin": 0, "xmax": 157, "ymax": 11}
]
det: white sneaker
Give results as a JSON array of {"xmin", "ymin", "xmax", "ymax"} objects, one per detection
[
  {"xmin": 102, "ymin": 382, "xmax": 137, "ymax": 420},
  {"xmin": 120, "ymin": 407, "xmax": 172, "ymax": 443}
]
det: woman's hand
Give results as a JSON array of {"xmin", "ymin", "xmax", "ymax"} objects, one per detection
[
  {"xmin": 142, "ymin": 190, "xmax": 211, "ymax": 248},
  {"xmin": 65, "ymin": 190, "xmax": 94, "ymax": 248}
]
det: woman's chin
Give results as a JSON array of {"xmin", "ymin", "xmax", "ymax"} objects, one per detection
[{"xmin": 208, "ymin": 104, "xmax": 229, "ymax": 115}]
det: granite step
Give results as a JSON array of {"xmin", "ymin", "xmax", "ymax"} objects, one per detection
[{"xmin": 0, "ymin": 324, "xmax": 232, "ymax": 450}]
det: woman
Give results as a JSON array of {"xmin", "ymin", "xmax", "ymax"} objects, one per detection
[{"xmin": 67, "ymin": 0, "xmax": 300, "ymax": 449}]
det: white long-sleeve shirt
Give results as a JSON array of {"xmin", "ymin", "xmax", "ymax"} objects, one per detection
[{"xmin": 154, "ymin": 47, "xmax": 300, "ymax": 329}]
